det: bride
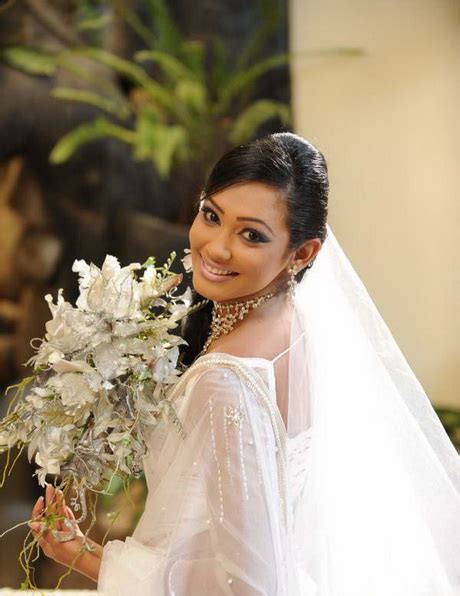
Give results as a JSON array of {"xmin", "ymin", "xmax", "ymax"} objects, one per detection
[{"xmin": 30, "ymin": 133, "xmax": 460, "ymax": 595}]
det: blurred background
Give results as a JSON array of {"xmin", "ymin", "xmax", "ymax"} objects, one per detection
[{"xmin": 0, "ymin": 0, "xmax": 458, "ymax": 591}]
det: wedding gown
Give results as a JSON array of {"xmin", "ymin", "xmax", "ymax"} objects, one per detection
[
  {"xmin": 98, "ymin": 223, "xmax": 460, "ymax": 595},
  {"xmin": 98, "ymin": 350, "xmax": 311, "ymax": 595}
]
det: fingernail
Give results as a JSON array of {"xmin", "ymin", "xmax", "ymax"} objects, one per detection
[{"xmin": 39, "ymin": 496, "xmax": 44, "ymax": 501}]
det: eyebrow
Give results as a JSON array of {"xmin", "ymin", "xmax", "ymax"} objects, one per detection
[{"xmin": 206, "ymin": 197, "xmax": 275, "ymax": 236}]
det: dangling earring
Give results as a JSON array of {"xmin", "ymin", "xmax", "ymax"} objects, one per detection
[{"xmin": 287, "ymin": 264, "xmax": 298, "ymax": 302}]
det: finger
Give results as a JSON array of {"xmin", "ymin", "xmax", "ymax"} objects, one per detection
[
  {"xmin": 57, "ymin": 489, "xmax": 67, "ymax": 513},
  {"xmin": 29, "ymin": 521, "xmax": 45, "ymax": 534},
  {"xmin": 54, "ymin": 490, "xmax": 65, "ymax": 530},
  {"xmin": 31, "ymin": 496, "xmax": 44, "ymax": 519},
  {"xmin": 65, "ymin": 505, "xmax": 75, "ymax": 521},
  {"xmin": 45, "ymin": 484, "xmax": 56, "ymax": 509},
  {"xmin": 57, "ymin": 490, "xmax": 73, "ymax": 531}
]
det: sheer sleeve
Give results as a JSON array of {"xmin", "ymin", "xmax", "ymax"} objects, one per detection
[{"xmin": 98, "ymin": 363, "xmax": 286, "ymax": 595}]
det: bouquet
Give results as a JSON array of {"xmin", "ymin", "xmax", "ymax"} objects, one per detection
[{"xmin": 0, "ymin": 252, "xmax": 197, "ymax": 566}]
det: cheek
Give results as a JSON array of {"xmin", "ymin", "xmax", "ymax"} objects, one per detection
[
  {"xmin": 189, "ymin": 218, "xmax": 206, "ymax": 251},
  {"xmin": 188, "ymin": 217, "xmax": 198, "ymax": 245},
  {"xmin": 247, "ymin": 242, "xmax": 285, "ymax": 270}
]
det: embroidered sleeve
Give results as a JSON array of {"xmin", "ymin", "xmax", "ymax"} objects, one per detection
[{"xmin": 180, "ymin": 366, "xmax": 283, "ymax": 594}]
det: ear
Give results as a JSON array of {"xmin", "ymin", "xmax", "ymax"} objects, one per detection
[{"xmin": 291, "ymin": 238, "xmax": 322, "ymax": 272}]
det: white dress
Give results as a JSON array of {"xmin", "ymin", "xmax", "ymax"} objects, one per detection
[{"xmin": 97, "ymin": 351, "xmax": 314, "ymax": 595}]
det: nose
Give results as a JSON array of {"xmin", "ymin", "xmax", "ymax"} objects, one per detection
[{"xmin": 205, "ymin": 232, "xmax": 232, "ymax": 262}]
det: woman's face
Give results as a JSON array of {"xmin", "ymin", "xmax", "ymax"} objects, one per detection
[{"xmin": 188, "ymin": 181, "xmax": 293, "ymax": 303}]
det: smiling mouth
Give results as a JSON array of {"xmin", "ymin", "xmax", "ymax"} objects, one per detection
[{"xmin": 200, "ymin": 255, "xmax": 239, "ymax": 279}]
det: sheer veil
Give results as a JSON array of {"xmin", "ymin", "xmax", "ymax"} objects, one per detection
[{"xmin": 287, "ymin": 224, "xmax": 460, "ymax": 594}]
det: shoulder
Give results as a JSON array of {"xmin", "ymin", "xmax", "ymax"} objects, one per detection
[
  {"xmin": 187, "ymin": 356, "xmax": 250, "ymax": 389},
  {"xmin": 169, "ymin": 356, "xmax": 246, "ymax": 403},
  {"xmin": 174, "ymin": 357, "xmax": 278, "ymax": 436},
  {"xmin": 180, "ymin": 355, "xmax": 266, "ymax": 408},
  {"xmin": 173, "ymin": 360, "xmax": 249, "ymax": 429}
]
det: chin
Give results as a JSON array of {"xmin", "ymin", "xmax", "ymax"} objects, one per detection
[
  {"xmin": 192, "ymin": 276, "xmax": 235, "ymax": 302},
  {"xmin": 192, "ymin": 276, "xmax": 269, "ymax": 304},
  {"xmin": 191, "ymin": 260, "xmax": 240, "ymax": 301}
]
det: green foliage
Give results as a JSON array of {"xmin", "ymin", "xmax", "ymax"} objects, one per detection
[
  {"xmin": 2, "ymin": 45, "xmax": 58, "ymax": 75},
  {"xmin": 215, "ymin": 54, "xmax": 289, "ymax": 115},
  {"xmin": 77, "ymin": 11, "xmax": 113, "ymax": 32},
  {"xmin": 50, "ymin": 117, "xmax": 135, "ymax": 163},
  {"xmin": 230, "ymin": 100, "xmax": 291, "ymax": 145},
  {"xmin": 435, "ymin": 407, "xmax": 460, "ymax": 451},
  {"xmin": 134, "ymin": 110, "xmax": 188, "ymax": 178},
  {"xmin": 0, "ymin": 1, "xmax": 363, "ymax": 182},
  {"xmin": 51, "ymin": 87, "xmax": 130, "ymax": 119}
]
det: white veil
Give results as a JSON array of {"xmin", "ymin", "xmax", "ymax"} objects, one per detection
[{"xmin": 287, "ymin": 223, "xmax": 460, "ymax": 595}]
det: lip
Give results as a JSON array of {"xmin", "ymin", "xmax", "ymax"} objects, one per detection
[{"xmin": 199, "ymin": 255, "xmax": 239, "ymax": 282}]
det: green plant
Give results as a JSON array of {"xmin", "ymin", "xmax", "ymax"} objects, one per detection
[
  {"xmin": 1, "ymin": 0, "xmax": 363, "ymax": 183},
  {"xmin": 1, "ymin": 0, "xmax": 292, "ymax": 179}
]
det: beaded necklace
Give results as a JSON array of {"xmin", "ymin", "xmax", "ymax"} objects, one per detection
[{"xmin": 199, "ymin": 290, "xmax": 276, "ymax": 356}]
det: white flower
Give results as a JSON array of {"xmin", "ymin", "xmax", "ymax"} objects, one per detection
[
  {"xmin": 0, "ymin": 425, "xmax": 27, "ymax": 450},
  {"xmin": 35, "ymin": 454, "xmax": 61, "ymax": 485},
  {"xmin": 153, "ymin": 346, "xmax": 180, "ymax": 383},
  {"xmin": 181, "ymin": 248, "xmax": 193, "ymax": 273},
  {"xmin": 32, "ymin": 425, "xmax": 76, "ymax": 486},
  {"xmin": 25, "ymin": 391, "xmax": 46, "ymax": 409},
  {"xmin": 30, "ymin": 291, "xmax": 102, "ymax": 366},
  {"xmin": 138, "ymin": 265, "xmax": 160, "ymax": 307},
  {"xmin": 168, "ymin": 287, "xmax": 193, "ymax": 325},
  {"xmin": 52, "ymin": 358, "xmax": 94, "ymax": 374},
  {"xmin": 93, "ymin": 342, "xmax": 131, "ymax": 381},
  {"xmin": 73, "ymin": 255, "xmax": 142, "ymax": 319},
  {"xmin": 47, "ymin": 373, "xmax": 97, "ymax": 407}
]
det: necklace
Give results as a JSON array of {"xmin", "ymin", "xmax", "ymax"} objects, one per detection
[{"xmin": 200, "ymin": 291, "xmax": 276, "ymax": 356}]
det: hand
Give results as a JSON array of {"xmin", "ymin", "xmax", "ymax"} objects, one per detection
[{"xmin": 29, "ymin": 485, "xmax": 102, "ymax": 581}]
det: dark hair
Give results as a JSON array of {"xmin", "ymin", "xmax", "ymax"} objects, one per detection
[{"xmin": 181, "ymin": 132, "xmax": 329, "ymax": 364}]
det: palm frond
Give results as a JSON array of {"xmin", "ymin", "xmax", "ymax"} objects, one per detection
[
  {"xmin": 74, "ymin": 48, "xmax": 181, "ymax": 117},
  {"xmin": 51, "ymin": 87, "xmax": 130, "ymax": 119},
  {"xmin": 2, "ymin": 45, "xmax": 58, "ymax": 76},
  {"xmin": 216, "ymin": 53, "xmax": 288, "ymax": 114},
  {"xmin": 235, "ymin": 0, "xmax": 283, "ymax": 70},
  {"xmin": 50, "ymin": 117, "xmax": 135, "ymax": 163},
  {"xmin": 143, "ymin": 0, "xmax": 182, "ymax": 55},
  {"xmin": 135, "ymin": 50, "xmax": 197, "ymax": 83},
  {"xmin": 229, "ymin": 99, "xmax": 291, "ymax": 144}
]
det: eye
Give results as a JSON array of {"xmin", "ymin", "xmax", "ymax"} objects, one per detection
[
  {"xmin": 240, "ymin": 229, "xmax": 270, "ymax": 244},
  {"xmin": 200, "ymin": 206, "xmax": 220, "ymax": 224}
]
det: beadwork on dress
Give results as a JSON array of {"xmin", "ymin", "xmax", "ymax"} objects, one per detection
[
  {"xmin": 170, "ymin": 355, "xmax": 288, "ymax": 525},
  {"xmin": 224, "ymin": 404, "xmax": 244, "ymax": 428}
]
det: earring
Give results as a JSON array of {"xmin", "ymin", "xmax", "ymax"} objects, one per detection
[{"xmin": 287, "ymin": 264, "xmax": 298, "ymax": 302}]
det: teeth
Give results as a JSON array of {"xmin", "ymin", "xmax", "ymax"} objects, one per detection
[
  {"xmin": 207, "ymin": 266, "xmax": 234, "ymax": 275},
  {"xmin": 203, "ymin": 259, "xmax": 235, "ymax": 276}
]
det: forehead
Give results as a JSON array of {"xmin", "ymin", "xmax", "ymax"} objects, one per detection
[{"xmin": 209, "ymin": 182, "xmax": 287, "ymax": 227}]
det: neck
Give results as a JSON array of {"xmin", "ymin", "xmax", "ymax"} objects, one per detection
[
  {"xmin": 200, "ymin": 289, "xmax": 290, "ymax": 356},
  {"xmin": 214, "ymin": 278, "xmax": 285, "ymax": 306}
]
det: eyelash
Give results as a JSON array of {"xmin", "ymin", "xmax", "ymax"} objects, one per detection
[{"xmin": 200, "ymin": 206, "xmax": 270, "ymax": 244}]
